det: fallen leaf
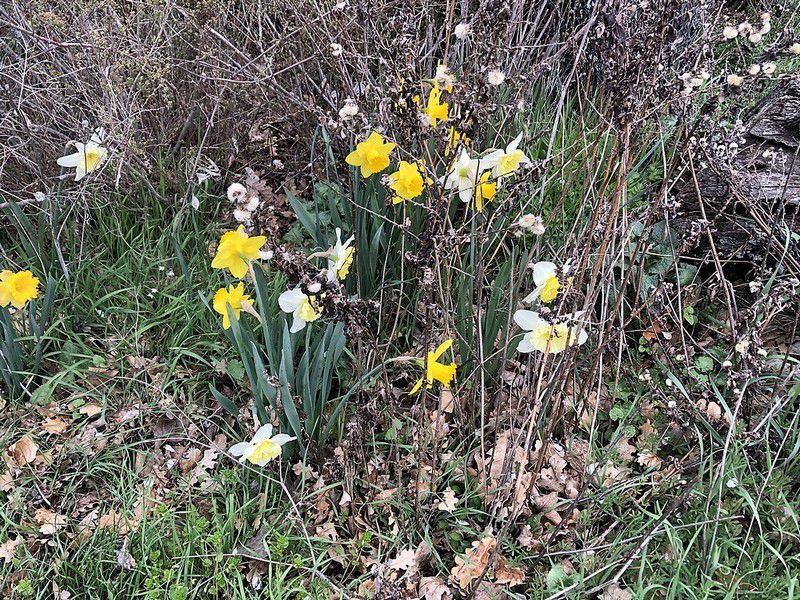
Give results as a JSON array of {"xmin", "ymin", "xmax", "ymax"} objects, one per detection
[
  {"xmin": 116, "ymin": 536, "xmax": 136, "ymax": 570},
  {"xmin": 97, "ymin": 511, "xmax": 137, "ymax": 534},
  {"xmin": 12, "ymin": 435, "xmax": 38, "ymax": 465},
  {"xmin": 42, "ymin": 417, "xmax": 68, "ymax": 434},
  {"xmin": 34, "ymin": 508, "xmax": 68, "ymax": 535},
  {"xmin": 517, "ymin": 525, "xmax": 541, "ymax": 550},
  {"xmin": 0, "ymin": 536, "xmax": 23, "ymax": 563},
  {"xmin": 494, "ymin": 556, "xmax": 525, "ymax": 587},
  {"xmin": 388, "ymin": 548, "xmax": 417, "ymax": 572},
  {"xmin": 706, "ymin": 401, "xmax": 722, "ymax": 421},
  {"xmin": 600, "ymin": 583, "xmax": 633, "ymax": 600},
  {"xmin": 437, "ymin": 488, "xmax": 458, "ymax": 513},
  {"xmin": 419, "ymin": 576, "xmax": 452, "ymax": 600},
  {"xmin": 79, "ymin": 403, "xmax": 103, "ymax": 417},
  {"xmin": 450, "ymin": 536, "xmax": 496, "ymax": 590}
]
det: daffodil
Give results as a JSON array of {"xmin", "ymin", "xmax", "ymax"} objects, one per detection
[
  {"xmin": 279, "ymin": 287, "xmax": 323, "ymax": 333},
  {"xmin": 0, "ymin": 270, "xmax": 40, "ymax": 309},
  {"xmin": 514, "ymin": 310, "xmax": 588, "ymax": 354},
  {"xmin": 424, "ymin": 87, "xmax": 449, "ymax": 127},
  {"xmin": 446, "ymin": 127, "xmax": 471, "ymax": 157},
  {"xmin": 484, "ymin": 133, "xmax": 531, "ymax": 182},
  {"xmin": 327, "ymin": 228, "xmax": 355, "ymax": 281},
  {"xmin": 229, "ymin": 424, "xmax": 295, "ymax": 466},
  {"xmin": 212, "ymin": 282, "xmax": 253, "ymax": 329},
  {"xmin": 345, "ymin": 131, "xmax": 396, "ymax": 177},
  {"xmin": 211, "ymin": 225, "xmax": 266, "ymax": 278},
  {"xmin": 410, "ymin": 339, "xmax": 457, "ymax": 394},
  {"xmin": 56, "ymin": 128, "xmax": 107, "ymax": 181},
  {"xmin": 474, "ymin": 172, "xmax": 497, "ymax": 212},
  {"xmin": 523, "ymin": 261, "xmax": 562, "ymax": 304},
  {"xmin": 389, "ymin": 161, "xmax": 427, "ymax": 202},
  {"xmin": 443, "ymin": 149, "xmax": 491, "ymax": 204}
]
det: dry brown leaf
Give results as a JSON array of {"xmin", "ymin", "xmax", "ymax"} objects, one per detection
[
  {"xmin": 474, "ymin": 581, "xmax": 507, "ymax": 599},
  {"xmin": 79, "ymin": 403, "xmax": 103, "ymax": 417},
  {"xmin": 600, "ymin": 583, "xmax": 634, "ymax": 600},
  {"xmin": 0, "ymin": 470, "xmax": 14, "ymax": 492},
  {"xmin": 0, "ymin": 536, "xmax": 23, "ymax": 563},
  {"xmin": 439, "ymin": 389, "xmax": 454, "ymax": 414},
  {"xmin": 42, "ymin": 417, "xmax": 68, "ymax": 434},
  {"xmin": 494, "ymin": 556, "xmax": 526, "ymax": 587},
  {"xmin": 116, "ymin": 537, "xmax": 136, "ymax": 570},
  {"xmin": 419, "ymin": 576, "xmax": 452, "ymax": 600},
  {"xmin": 517, "ymin": 525, "xmax": 541, "ymax": 550},
  {"xmin": 614, "ymin": 437, "xmax": 636, "ymax": 462},
  {"xmin": 636, "ymin": 452, "xmax": 663, "ymax": 469},
  {"xmin": 450, "ymin": 536, "xmax": 496, "ymax": 590},
  {"xmin": 388, "ymin": 548, "xmax": 417, "ymax": 572},
  {"xmin": 12, "ymin": 435, "xmax": 38, "ymax": 465},
  {"xmin": 34, "ymin": 508, "xmax": 68, "ymax": 535},
  {"xmin": 97, "ymin": 510, "xmax": 138, "ymax": 534},
  {"xmin": 437, "ymin": 488, "xmax": 458, "ymax": 513}
]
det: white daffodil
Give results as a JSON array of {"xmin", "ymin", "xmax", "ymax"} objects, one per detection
[
  {"xmin": 279, "ymin": 287, "xmax": 323, "ymax": 333},
  {"xmin": 327, "ymin": 227, "xmax": 355, "ymax": 282},
  {"xmin": 514, "ymin": 310, "xmax": 588, "ymax": 354},
  {"xmin": 523, "ymin": 261, "xmax": 562, "ymax": 304},
  {"xmin": 56, "ymin": 128, "xmax": 107, "ymax": 181},
  {"xmin": 484, "ymin": 132, "xmax": 531, "ymax": 182},
  {"xmin": 443, "ymin": 149, "xmax": 491, "ymax": 203},
  {"xmin": 229, "ymin": 424, "xmax": 295, "ymax": 466}
]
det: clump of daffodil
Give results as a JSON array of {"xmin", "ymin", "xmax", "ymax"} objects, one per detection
[
  {"xmin": 474, "ymin": 172, "xmax": 497, "ymax": 212},
  {"xmin": 410, "ymin": 339, "xmax": 457, "ymax": 394},
  {"xmin": 446, "ymin": 127, "xmax": 471, "ymax": 157},
  {"xmin": 213, "ymin": 282, "xmax": 253, "ymax": 329},
  {"xmin": 279, "ymin": 287, "xmax": 324, "ymax": 333},
  {"xmin": 423, "ymin": 87, "xmax": 449, "ymax": 127},
  {"xmin": 229, "ymin": 424, "xmax": 295, "ymax": 466},
  {"xmin": 514, "ymin": 310, "xmax": 588, "ymax": 355},
  {"xmin": 0, "ymin": 270, "xmax": 40, "ymax": 309},
  {"xmin": 56, "ymin": 128, "xmax": 108, "ymax": 181},
  {"xmin": 327, "ymin": 228, "xmax": 355, "ymax": 282},
  {"xmin": 523, "ymin": 261, "xmax": 564, "ymax": 304},
  {"xmin": 345, "ymin": 131, "xmax": 396, "ymax": 177},
  {"xmin": 388, "ymin": 160, "xmax": 429, "ymax": 202},
  {"xmin": 485, "ymin": 133, "xmax": 531, "ymax": 182},
  {"xmin": 211, "ymin": 225, "xmax": 267, "ymax": 279}
]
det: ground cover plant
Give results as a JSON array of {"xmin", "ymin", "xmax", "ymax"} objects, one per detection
[{"xmin": 1, "ymin": 1, "xmax": 800, "ymax": 599}]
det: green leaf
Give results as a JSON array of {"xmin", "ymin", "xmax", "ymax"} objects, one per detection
[{"xmin": 209, "ymin": 385, "xmax": 239, "ymax": 417}]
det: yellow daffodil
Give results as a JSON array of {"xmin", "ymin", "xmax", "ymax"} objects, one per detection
[
  {"xmin": 514, "ymin": 310, "xmax": 588, "ymax": 354},
  {"xmin": 410, "ymin": 339, "xmax": 457, "ymax": 394},
  {"xmin": 229, "ymin": 424, "xmax": 295, "ymax": 466},
  {"xmin": 446, "ymin": 127, "xmax": 471, "ymax": 157},
  {"xmin": 389, "ymin": 161, "xmax": 428, "ymax": 202},
  {"xmin": 523, "ymin": 261, "xmax": 561, "ymax": 304},
  {"xmin": 56, "ymin": 128, "xmax": 107, "ymax": 181},
  {"xmin": 424, "ymin": 87, "xmax": 449, "ymax": 127},
  {"xmin": 327, "ymin": 228, "xmax": 355, "ymax": 281},
  {"xmin": 474, "ymin": 172, "xmax": 497, "ymax": 212},
  {"xmin": 0, "ymin": 270, "xmax": 40, "ymax": 309},
  {"xmin": 213, "ymin": 282, "xmax": 253, "ymax": 329},
  {"xmin": 211, "ymin": 225, "xmax": 266, "ymax": 278},
  {"xmin": 345, "ymin": 131, "xmax": 396, "ymax": 177},
  {"xmin": 279, "ymin": 287, "xmax": 323, "ymax": 333},
  {"xmin": 484, "ymin": 132, "xmax": 531, "ymax": 182}
]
